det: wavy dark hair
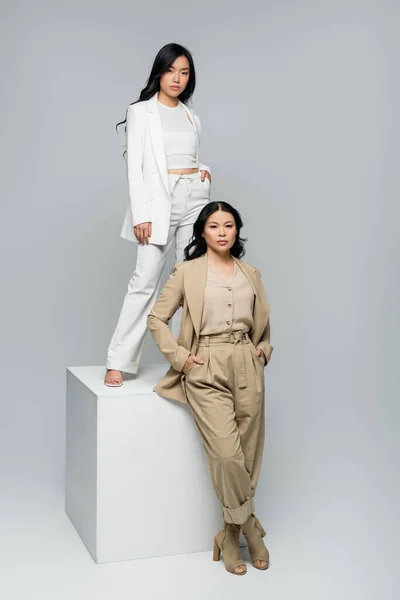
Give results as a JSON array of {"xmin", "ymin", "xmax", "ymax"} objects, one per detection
[
  {"xmin": 116, "ymin": 42, "xmax": 196, "ymax": 131},
  {"xmin": 184, "ymin": 202, "xmax": 247, "ymax": 261}
]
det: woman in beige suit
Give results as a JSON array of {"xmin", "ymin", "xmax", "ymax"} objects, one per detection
[{"xmin": 147, "ymin": 201, "xmax": 273, "ymax": 576}]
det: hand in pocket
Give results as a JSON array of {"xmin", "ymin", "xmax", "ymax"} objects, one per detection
[{"xmin": 182, "ymin": 354, "xmax": 204, "ymax": 375}]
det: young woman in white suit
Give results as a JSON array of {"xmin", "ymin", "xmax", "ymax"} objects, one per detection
[{"xmin": 105, "ymin": 43, "xmax": 211, "ymax": 387}]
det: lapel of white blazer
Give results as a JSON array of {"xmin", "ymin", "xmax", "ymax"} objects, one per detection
[
  {"xmin": 147, "ymin": 94, "xmax": 169, "ymax": 193},
  {"xmin": 183, "ymin": 254, "xmax": 268, "ymax": 342},
  {"xmin": 179, "ymin": 101, "xmax": 200, "ymax": 163}
]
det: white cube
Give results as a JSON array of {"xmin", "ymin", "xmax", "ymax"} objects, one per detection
[{"xmin": 65, "ymin": 365, "xmax": 223, "ymax": 563}]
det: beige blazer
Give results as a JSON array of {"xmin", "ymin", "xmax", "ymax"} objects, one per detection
[{"xmin": 147, "ymin": 254, "xmax": 273, "ymax": 404}]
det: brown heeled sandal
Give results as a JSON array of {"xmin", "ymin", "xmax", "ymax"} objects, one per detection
[
  {"xmin": 213, "ymin": 523, "xmax": 247, "ymax": 575},
  {"xmin": 241, "ymin": 514, "xmax": 269, "ymax": 570}
]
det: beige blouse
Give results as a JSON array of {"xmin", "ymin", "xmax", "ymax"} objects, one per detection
[{"xmin": 200, "ymin": 260, "xmax": 255, "ymax": 335}]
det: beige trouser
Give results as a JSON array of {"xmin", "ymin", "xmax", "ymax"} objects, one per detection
[{"xmin": 182, "ymin": 331, "xmax": 265, "ymax": 525}]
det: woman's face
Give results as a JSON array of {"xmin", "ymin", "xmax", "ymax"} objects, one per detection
[
  {"xmin": 159, "ymin": 55, "xmax": 190, "ymax": 99},
  {"xmin": 202, "ymin": 210, "xmax": 237, "ymax": 253}
]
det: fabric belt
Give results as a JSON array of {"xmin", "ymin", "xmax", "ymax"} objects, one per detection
[
  {"xmin": 168, "ymin": 172, "xmax": 200, "ymax": 198},
  {"xmin": 197, "ymin": 330, "xmax": 251, "ymax": 389}
]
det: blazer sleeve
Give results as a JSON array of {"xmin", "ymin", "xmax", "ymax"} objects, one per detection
[
  {"xmin": 126, "ymin": 104, "xmax": 151, "ymax": 227},
  {"xmin": 255, "ymin": 269, "xmax": 274, "ymax": 364},
  {"xmin": 147, "ymin": 264, "xmax": 191, "ymax": 372},
  {"xmin": 193, "ymin": 114, "xmax": 211, "ymax": 177}
]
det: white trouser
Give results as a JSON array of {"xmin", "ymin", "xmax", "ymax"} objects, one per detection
[{"xmin": 107, "ymin": 172, "xmax": 211, "ymax": 374}]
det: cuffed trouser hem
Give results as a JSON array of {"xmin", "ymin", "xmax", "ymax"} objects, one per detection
[
  {"xmin": 223, "ymin": 497, "xmax": 255, "ymax": 525},
  {"xmin": 105, "ymin": 360, "xmax": 139, "ymax": 375}
]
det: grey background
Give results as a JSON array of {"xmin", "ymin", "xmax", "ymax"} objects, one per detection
[{"xmin": 1, "ymin": 0, "xmax": 399, "ymax": 598}]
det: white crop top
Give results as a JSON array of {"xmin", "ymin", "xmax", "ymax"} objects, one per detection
[{"xmin": 158, "ymin": 102, "xmax": 198, "ymax": 170}]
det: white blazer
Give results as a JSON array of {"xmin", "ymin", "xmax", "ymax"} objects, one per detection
[{"xmin": 120, "ymin": 92, "xmax": 211, "ymax": 246}]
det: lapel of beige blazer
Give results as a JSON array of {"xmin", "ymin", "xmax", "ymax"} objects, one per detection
[
  {"xmin": 236, "ymin": 258, "xmax": 269, "ymax": 343},
  {"xmin": 183, "ymin": 254, "xmax": 269, "ymax": 342},
  {"xmin": 183, "ymin": 255, "xmax": 207, "ymax": 340}
]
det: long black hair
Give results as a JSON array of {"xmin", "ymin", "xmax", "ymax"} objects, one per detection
[
  {"xmin": 116, "ymin": 43, "xmax": 196, "ymax": 130},
  {"xmin": 184, "ymin": 202, "xmax": 247, "ymax": 261}
]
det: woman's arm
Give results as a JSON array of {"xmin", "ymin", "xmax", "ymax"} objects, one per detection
[
  {"xmin": 126, "ymin": 104, "xmax": 151, "ymax": 227},
  {"xmin": 257, "ymin": 320, "xmax": 273, "ymax": 364},
  {"xmin": 146, "ymin": 264, "xmax": 191, "ymax": 372},
  {"xmin": 255, "ymin": 269, "xmax": 274, "ymax": 364}
]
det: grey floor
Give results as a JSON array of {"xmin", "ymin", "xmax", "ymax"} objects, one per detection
[{"xmin": 2, "ymin": 481, "xmax": 397, "ymax": 600}]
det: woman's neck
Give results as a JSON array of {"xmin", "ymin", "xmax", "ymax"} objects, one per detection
[
  {"xmin": 157, "ymin": 90, "xmax": 179, "ymax": 108},
  {"xmin": 206, "ymin": 248, "xmax": 233, "ymax": 266}
]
